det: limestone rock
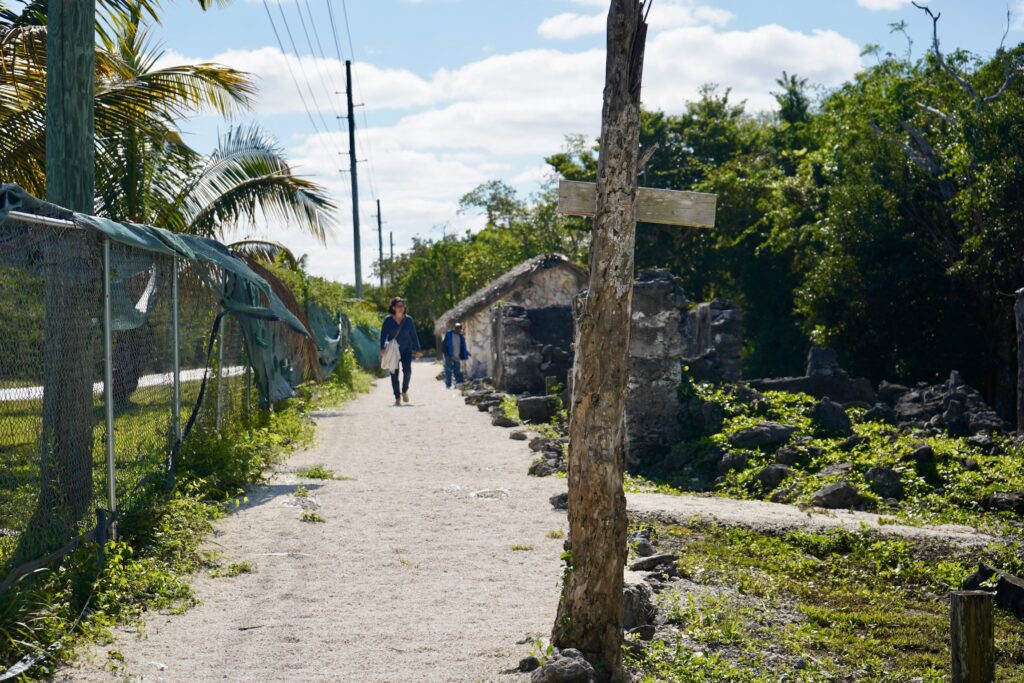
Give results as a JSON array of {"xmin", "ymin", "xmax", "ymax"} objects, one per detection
[
  {"xmin": 530, "ymin": 653, "xmax": 595, "ymax": 683},
  {"xmin": 865, "ymin": 467, "xmax": 904, "ymax": 500},
  {"xmin": 529, "ymin": 459, "xmax": 557, "ymax": 477},
  {"xmin": 623, "ymin": 582, "xmax": 657, "ymax": 632},
  {"xmin": 863, "ymin": 403, "xmax": 897, "ymax": 424},
  {"xmin": 728, "ymin": 422, "xmax": 798, "ymax": 450},
  {"xmin": 490, "ymin": 407, "xmax": 519, "ymax": 428},
  {"xmin": 877, "ymin": 381, "xmax": 909, "ymax": 405},
  {"xmin": 718, "ymin": 452, "xmax": 749, "ymax": 475},
  {"xmin": 962, "ymin": 564, "xmax": 1024, "ymax": 620},
  {"xmin": 811, "ymin": 481, "xmax": 862, "ymax": 509},
  {"xmin": 549, "ymin": 492, "xmax": 568, "ymax": 510},
  {"xmin": 519, "ymin": 656, "xmax": 541, "ymax": 673},
  {"xmin": 634, "ymin": 539, "xmax": 656, "ymax": 557},
  {"xmin": 818, "ymin": 462, "xmax": 854, "ymax": 477},
  {"xmin": 904, "ymin": 444, "xmax": 935, "ymax": 466},
  {"xmin": 518, "ymin": 395, "xmax": 558, "ymax": 424},
  {"xmin": 983, "ymin": 491, "xmax": 1024, "ymax": 516},
  {"xmin": 810, "ymin": 397, "xmax": 853, "ymax": 437},
  {"xmin": 629, "ymin": 553, "xmax": 677, "ymax": 572},
  {"xmin": 756, "ymin": 464, "xmax": 791, "ymax": 490}
]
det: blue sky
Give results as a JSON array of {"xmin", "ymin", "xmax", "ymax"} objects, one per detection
[{"xmin": 147, "ymin": 0, "xmax": 1024, "ymax": 284}]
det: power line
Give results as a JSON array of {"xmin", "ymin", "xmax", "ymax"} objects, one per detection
[
  {"xmin": 294, "ymin": 0, "xmax": 349, "ymax": 160},
  {"xmin": 260, "ymin": 0, "xmax": 322, "ymax": 136},
  {"xmin": 335, "ymin": 0, "xmax": 380, "ymax": 203},
  {"xmin": 275, "ymin": 0, "xmax": 334, "ymax": 136}
]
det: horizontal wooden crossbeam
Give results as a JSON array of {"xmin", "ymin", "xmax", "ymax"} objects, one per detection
[{"xmin": 557, "ymin": 180, "xmax": 717, "ymax": 229}]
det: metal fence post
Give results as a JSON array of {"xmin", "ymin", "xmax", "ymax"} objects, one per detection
[
  {"xmin": 171, "ymin": 257, "xmax": 181, "ymax": 476},
  {"xmin": 244, "ymin": 354, "xmax": 252, "ymax": 428},
  {"xmin": 102, "ymin": 238, "xmax": 117, "ymax": 539},
  {"xmin": 216, "ymin": 323, "xmax": 225, "ymax": 431}
]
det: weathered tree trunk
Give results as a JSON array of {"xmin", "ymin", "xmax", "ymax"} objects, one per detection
[
  {"xmin": 551, "ymin": 1, "xmax": 648, "ymax": 679},
  {"xmin": 37, "ymin": 0, "xmax": 98, "ymax": 549}
]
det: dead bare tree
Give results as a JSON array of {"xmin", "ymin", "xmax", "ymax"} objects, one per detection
[{"xmin": 551, "ymin": 1, "xmax": 649, "ymax": 679}]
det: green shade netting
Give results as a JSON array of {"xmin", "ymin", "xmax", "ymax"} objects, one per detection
[
  {"xmin": 0, "ymin": 183, "xmax": 314, "ymax": 406},
  {"xmin": 305, "ymin": 299, "xmax": 349, "ymax": 379},
  {"xmin": 350, "ymin": 324, "xmax": 381, "ymax": 371}
]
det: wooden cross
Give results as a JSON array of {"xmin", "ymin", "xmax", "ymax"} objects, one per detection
[{"xmin": 557, "ymin": 179, "xmax": 717, "ymax": 230}]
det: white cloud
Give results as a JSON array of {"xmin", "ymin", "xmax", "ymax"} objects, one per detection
[
  {"xmin": 1013, "ymin": 0, "xmax": 1024, "ymax": 31},
  {"xmin": 167, "ymin": 10, "xmax": 861, "ymax": 284},
  {"xmin": 856, "ymin": 0, "xmax": 911, "ymax": 10},
  {"xmin": 538, "ymin": 12, "xmax": 607, "ymax": 40},
  {"xmin": 539, "ymin": 0, "xmax": 733, "ymax": 40}
]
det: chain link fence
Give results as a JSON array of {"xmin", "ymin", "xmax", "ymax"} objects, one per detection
[{"xmin": 0, "ymin": 203, "xmax": 296, "ymax": 592}]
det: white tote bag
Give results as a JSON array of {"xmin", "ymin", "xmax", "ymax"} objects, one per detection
[{"xmin": 380, "ymin": 320, "xmax": 403, "ymax": 373}]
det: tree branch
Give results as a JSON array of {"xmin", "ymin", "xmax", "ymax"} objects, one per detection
[
  {"xmin": 913, "ymin": 2, "xmax": 978, "ymax": 101},
  {"xmin": 913, "ymin": 1, "xmax": 1021, "ymax": 107},
  {"xmin": 917, "ymin": 102, "xmax": 958, "ymax": 126}
]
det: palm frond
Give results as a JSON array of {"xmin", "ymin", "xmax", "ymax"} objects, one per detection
[
  {"xmin": 229, "ymin": 239, "xmax": 300, "ymax": 269},
  {"xmin": 174, "ymin": 124, "xmax": 335, "ymax": 241}
]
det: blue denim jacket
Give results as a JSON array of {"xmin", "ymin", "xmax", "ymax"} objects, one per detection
[{"xmin": 380, "ymin": 315, "xmax": 421, "ymax": 354}]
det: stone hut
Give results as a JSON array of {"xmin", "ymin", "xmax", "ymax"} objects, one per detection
[{"xmin": 434, "ymin": 254, "xmax": 587, "ymax": 380}]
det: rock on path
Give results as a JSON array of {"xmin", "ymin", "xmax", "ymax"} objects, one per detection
[
  {"xmin": 61, "ymin": 363, "xmax": 566, "ymax": 682},
  {"xmin": 628, "ymin": 492, "xmax": 993, "ymax": 548}
]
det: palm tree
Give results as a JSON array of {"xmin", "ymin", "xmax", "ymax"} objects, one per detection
[{"xmin": 2, "ymin": 2, "xmax": 335, "ymax": 239}]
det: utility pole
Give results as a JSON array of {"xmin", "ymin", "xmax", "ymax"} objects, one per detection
[
  {"xmin": 345, "ymin": 59, "xmax": 362, "ymax": 298},
  {"xmin": 376, "ymin": 199, "xmax": 384, "ymax": 289}
]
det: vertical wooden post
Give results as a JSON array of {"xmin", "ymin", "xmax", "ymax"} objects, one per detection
[
  {"xmin": 551, "ymin": 1, "xmax": 648, "ymax": 679},
  {"xmin": 1015, "ymin": 288, "xmax": 1024, "ymax": 433},
  {"xmin": 951, "ymin": 591, "xmax": 995, "ymax": 683}
]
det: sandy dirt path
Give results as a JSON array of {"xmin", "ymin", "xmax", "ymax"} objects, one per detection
[
  {"xmin": 63, "ymin": 363, "xmax": 567, "ymax": 682},
  {"xmin": 60, "ymin": 364, "xmax": 993, "ymax": 682}
]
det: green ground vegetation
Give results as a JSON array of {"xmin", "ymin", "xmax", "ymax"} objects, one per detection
[
  {"xmin": 0, "ymin": 352, "xmax": 371, "ymax": 679},
  {"xmin": 627, "ymin": 382, "xmax": 1024, "ymax": 536},
  {"xmin": 627, "ymin": 521, "xmax": 1024, "ymax": 682}
]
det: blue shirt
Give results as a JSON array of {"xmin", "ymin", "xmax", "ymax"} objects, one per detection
[
  {"xmin": 443, "ymin": 330, "xmax": 471, "ymax": 361},
  {"xmin": 380, "ymin": 315, "xmax": 421, "ymax": 354}
]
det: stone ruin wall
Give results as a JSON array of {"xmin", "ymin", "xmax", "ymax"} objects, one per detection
[
  {"xmin": 460, "ymin": 266, "xmax": 585, "ymax": 380},
  {"xmin": 491, "ymin": 304, "xmax": 574, "ymax": 395},
  {"xmin": 614, "ymin": 269, "xmax": 744, "ymax": 469}
]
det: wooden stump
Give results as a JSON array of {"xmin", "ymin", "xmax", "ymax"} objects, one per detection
[{"xmin": 951, "ymin": 590, "xmax": 995, "ymax": 683}]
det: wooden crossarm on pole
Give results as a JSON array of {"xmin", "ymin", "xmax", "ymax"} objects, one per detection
[{"xmin": 557, "ymin": 179, "xmax": 717, "ymax": 229}]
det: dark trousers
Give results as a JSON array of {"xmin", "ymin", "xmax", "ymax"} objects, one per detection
[
  {"xmin": 390, "ymin": 350, "xmax": 413, "ymax": 397},
  {"xmin": 444, "ymin": 357, "xmax": 464, "ymax": 388}
]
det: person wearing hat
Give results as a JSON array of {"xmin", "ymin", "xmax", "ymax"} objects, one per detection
[
  {"xmin": 442, "ymin": 322, "xmax": 471, "ymax": 389},
  {"xmin": 380, "ymin": 297, "xmax": 422, "ymax": 405}
]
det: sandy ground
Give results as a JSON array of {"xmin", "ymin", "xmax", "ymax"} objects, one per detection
[
  {"xmin": 61, "ymin": 363, "xmax": 993, "ymax": 681},
  {"xmin": 63, "ymin": 363, "xmax": 567, "ymax": 683}
]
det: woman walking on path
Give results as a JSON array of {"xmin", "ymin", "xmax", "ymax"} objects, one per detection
[{"xmin": 380, "ymin": 297, "xmax": 422, "ymax": 406}]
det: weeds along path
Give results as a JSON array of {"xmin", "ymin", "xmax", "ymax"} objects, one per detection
[{"xmin": 62, "ymin": 362, "xmax": 566, "ymax": 682}]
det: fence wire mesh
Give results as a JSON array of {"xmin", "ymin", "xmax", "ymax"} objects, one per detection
[{"xmin": 0, "ymin": 216, "xmax": 254, "ymax": 587}]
